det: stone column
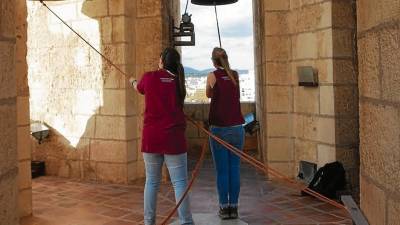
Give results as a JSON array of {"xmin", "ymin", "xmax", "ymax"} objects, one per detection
[
  {"xmin": 16, "ymin": 0, "xmax": 32, "ymax": 218},
  {"xmin": 358, "ymin": 0, "xmax": 400, "ymax": 224},
  {"xmin": 0, "ymin": 0, "xmax": 19, "ymax": 224}
]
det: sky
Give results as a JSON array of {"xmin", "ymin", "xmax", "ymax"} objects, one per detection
[{"xmin": 180, "ymin": 0, "xmax": 254, "ymax": 71}]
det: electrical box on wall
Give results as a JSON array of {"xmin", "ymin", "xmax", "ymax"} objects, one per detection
[{"xmin": 297, "ymin": 66, "xmax": 318, "ymax": 87}]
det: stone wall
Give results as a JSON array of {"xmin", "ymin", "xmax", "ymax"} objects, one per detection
[
  {"xmin": 357, "ymin": 0, "xmax": 400, "ymax": 224},
  {"xmin": 259, "ymin": 0, "xmax": 359, "ymax": 191},
  {"xmin": 16, "ymin": 0, "xmax": 32, "ymax": 218},
  {"xmin": 27, "ymin": 0, "xmax": 179, "ymax": 184},
  {"xmin": 0, "ymin": 0, "xmax": 19, "ymax": 224}
]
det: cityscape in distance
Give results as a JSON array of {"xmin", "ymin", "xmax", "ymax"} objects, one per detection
[{"xmin": 184, "ymin": 67, "xmax": 255, "ymax": 103}]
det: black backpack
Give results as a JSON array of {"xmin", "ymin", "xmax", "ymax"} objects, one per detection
[{"xmin": 302, "ymin": 161, "xmax": 346, "ymax": 199}]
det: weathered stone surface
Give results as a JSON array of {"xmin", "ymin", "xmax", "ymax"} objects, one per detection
[
  {"xmin": 358, "ymin": 32, "xmax": 380, "ymax": 98},
  {"xmin": 317, "ymin": 29, "xmax": 333, "ymax": 58},
  {"xmin": 264, "ymin": 0, "xmax": 289, "ymax": 11},
  {"xmin": 18, "ymin": 188, "xmax": 32, "ymax": 217},
  {"xmin": 317, "ymin": 144, "xmax": 335, "ymax": 167},
  {"xmin": 109, "ymin": 0, "xmax": 127, "ymax": 15},
  {"xmin": 17, "ymin": 126, "xmax": 31, "ymax": 161},
  {"xmin": 267, "ymin": 138, "xmax": 293, "ymax": 161},
  {"xmin": 292, "ymin": 32, "xmax": 318, "ymax": 59},
  {"xmin": 357, "ymin": 0, "xmax": 400, "ymax": 32},
  {"xmin": 96, "ymin": 163, "xmax": 127, "ymax": 184},
  {"xmin": 0, "ymin": 0, "xmax": 16, "ymax": 38},
  {"xmin": 360, "ymin": 101, "xmax": 400, "ymax": 193},
  {"xmin": 267, "ymin": 114, "xmax": 291, "ymax": 137},
  {"xmin": 334, "ymin": 85, "xmax": 359, "ymax": 116},
  {"xmin": 388, "ymin": 198, "xmax": 400, "ymax": 225},
  {"xmin": 266, "ymin": 62, "xmax": 290, "ymax": 85},
  {"xmin": 137, "ymin": 0, "xmax": 161, "ymax": 17},
  {"xmin": 294, "ymin": 139, "xmax": 317, "ymax": 163},
  {"xmin": 0, "ymin": 174, "xmax": 18, "ymax": 225},
  {"xmin": 90, "ymin": 140, "xmax": 128, "ymax": 163},
  {"xmin": 360, "ymin": 175, "xmax": 386, "ymax": 225},
  {"xmin": 267, "ymin": 86, "xmax": 291, "ymax": 113},
  {"xmin": 17, "ymin": 161, "xmax": 31, "ymax": 190},
  {"xmin": 289, "ymin": 1, "xmax": 331, "ymax": 33},
  {"xmin": 294, "ymin": 87, "xmax": 319, "ymax": 114},
  {"xmin": 112, "ymin": 16, "xmax": 128, "ymax": 42},
  {"xmin": 332, "ymin": 0, "xmax": 356, "ymax": 29},
  {"xmin": 0, "ymin": 103, "xmax": 17, "ymax": 174},
  {"xmin": 320, "ymin": 86, "xmax": 334, "ymax": 115},
  {"xmin": 269, "ymin": 162, "xmax": 294, "ymax": 178},
  {"xmin": 265, "ymin": 36, "xmax": 291, "ymax": 61},
  {"xmin": 0, "ymin": 42, "xmax": 16, "ymax": 99},
  {"xmin": 381, "ymin": 27, "xmax": 400, "ymax": 103},
  {"xmin": 265, "ymin": 12, "xmax": 289, "ymax": 36},
  {"xmin": 332, "ymin": 29, "xmax": 354, "ymax": 58},
  {"xmin": 81, "ymin": 0, "xmax": 108, "ymax": 18}
]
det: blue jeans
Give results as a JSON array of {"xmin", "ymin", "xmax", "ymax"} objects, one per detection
[
  {"xmin": 209, "ymin": 125, "xmax": 245, "ymax": 208},
  {"xmin": 143, "ymin": 153, "xmax": 194, "ymax": 225}
]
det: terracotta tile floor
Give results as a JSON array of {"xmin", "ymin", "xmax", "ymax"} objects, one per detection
[{"xmin": 21, "ymin": 156, "xmax": 353, "ymax": 225}]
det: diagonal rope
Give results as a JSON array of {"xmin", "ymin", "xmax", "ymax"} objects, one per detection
[{"xmin": 38, "ymin": 1, "xmax": 350, "ymax": 223}]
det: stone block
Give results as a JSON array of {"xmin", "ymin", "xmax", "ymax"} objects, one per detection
[
  {"xmin": 388, "ymin": 198, "xmax": 400, "ymax": 225},
  {"xmin": 265, "ymin": 12, "xmax": 289, "ymax": 36},
  {"xmin": 358, "ymin": 33, "xmax": 380, "ymax": 98},
  {"xmin": 0, "ymin": 42, "xmax": 16, "ymax": 99},
  {"xmin": 265, "ymin": 36, "xmax": 291, "ymax": 61},
  {"xmin": 137, "ymin": 0, "xmax": 161, "ymax": 17},
  {"xmin": 127, "ymin": 139, "xmax": 138, "ymax": 162},
  {"xmin": 82, "ymin": 161, "xmax": 97, "ymax": 181},
  {"xmin": 95, "ymin": 116, "xmax": 127, "ymax": 140},
  {"xmin": 0, "ymin": 0, "xmax": 16, "ymax": 38},
  {"xmin": 103, "ymin": 64, "xmax": 128, "ymax": 88},
  {"xmin": 266, "ymin": 62, "xmax": 290, "ymax": 85},
  {"xmin": 360, "ymin": 101, "xmax": 400, "ymax": 193},
  {"xmin": 267, "ymin": 138, "xmax": 293, "ymax": 161},
  {"xmin": 17, "ymin": 126, "xmax": 31, "ymax": 161},
  {"xmin": 100, "ymin": 17, "xmax": 112, "ymax": 44},
  {"xmin": 18, "ymin": 188, "xmax": 32, "ymax": 217},
  {"xmin": 294, "ymin": 87, "xmax": 319, "ymax": 114},
  {"xmin": 292, "ymin": 32, "xmax": 318, "ymax": 60},
  {"xmin": 17, "ymin": 97, "xmax": 29, "ymax": 126},
  {"xmin": 317, "ymin": 144, "xmax": 335, "ymax": 167},
  {"xmin": 81, "ymin": 0, "xmax": 108, "ymax": 18},
  {"xmin": 315, "ymin": 59, "xmax": 333, "ymax": 84},
  {"xmin": 289, "ymin": 1, "xmax": 331, "ymax": 33},
  {"xmin": 267, "ymin": 114, "xmax": 291, "ymax": 137},
  {"xmin": 334, "ymin": 85, "xmax": 359, "ymax": 116},
  {"xmin": 302, "ymin": 115, "xmax": 318, "ymax": 141},
  {"xmin": 264, "ymin": 0, "xmax": 290, "ymax": 11},
  {"xmin": 17, "ymin": 160, "xmax": 31, "ymax": 190},
  {"xmin": 0, "ymin": 103, "xmax": 17, "ymax": 173},
  {"xmin": 112, "ymin": 16, "xmax": 128, "ymax": 42},
  {"xmin": 90, "ymin": 140, "xmax": 128, "ymax": 163},
  {"xmin": 294, "ymin": 139, "xmax": 317, "ymax": 163},
  {"xmin": 103, "ymin": 43, "xmax": 127, "ymax": 65},
  {"xmin": 381, "ymin": 27, "xmax": 400, "ymax": 103},
  {"xmin": 109, "ymin": 0, "xmax": 127, "ymax": 15},
  {"xmin": 0, "ymin": 174, "xmax": 18, "ymax": 225},
  {"xmin": 319, "ymin": 86, "xmax": 334, "ymax": 115},
  {"xmin": 317, "ymin": 29, "xmax": 333, "ymax": 58},
  {"xmin": 333, "ymin": 59, "xmax": 357, "ymax": 85},
  {"xmin": 332, "ymin": 29, "xmax": 354, "ymax": 58},
  {"xmin": 317, "ymin": 117, "xmax": 335, "ymax": 144},
  {"xmin": 360, "ymin": 175, "xmax": 386, "ymax": 225},
  {"xmin": 100, "ymin": 89, "xmax": 128, "ymax": 116},
  {"xmin": 16, "ymin": 62, "xmax": 29, "ymax": 96},
  {"xmin": 357, "ymin": 0, "xmax": 400, "ymax": 32},
  {"xmin": 332, "ymin": 1, "xmax": 356, "ymax": 29},
  {"xmin": 97, "ymin": 162, "xmax": 127, "ymax": 184},
  {"xmin": 128, "ymin": 160, "xmax": 145, "ymax": 182},
  {"xmin": 267, "ymin": 86, "xmax": 291, "ymax": 113},
  {"xmin": 336, "ymin": 147, "xmax": 358, "ymax": 170}
]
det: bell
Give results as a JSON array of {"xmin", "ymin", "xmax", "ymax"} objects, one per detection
[{"xmin": 191, "ymin": 0, "xmax": 238, "ymax": 6}]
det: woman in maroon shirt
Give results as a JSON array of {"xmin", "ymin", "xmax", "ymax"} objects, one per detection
[
  {"xmin": 206, "ymin": 47, "xmax": 245, "ymax": 220},
  {"xmin": 130, "ymin": 47, "xmax": 194, "ymax": 225}
]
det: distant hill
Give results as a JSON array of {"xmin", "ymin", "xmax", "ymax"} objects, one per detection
[{"xmin": 184, "ymin": 67, "xmax": 249, "ymax": 77}]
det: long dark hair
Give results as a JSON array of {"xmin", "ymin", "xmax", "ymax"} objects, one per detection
[
  {"xmin": 160, "ymin": 47, "xmax": 186, "ymax": 106},
  {"xmin": 212, "ymin": 47, "xmax": 237, "ymax": 86}
]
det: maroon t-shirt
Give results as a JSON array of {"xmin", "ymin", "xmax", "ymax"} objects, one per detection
[
  {"xmin": 209, "ymin": 69, "xmax": 245, "ymax": 127},
  {"xmin": 137, "ymin": 69, "xmax": 187, "ymax": 155}
]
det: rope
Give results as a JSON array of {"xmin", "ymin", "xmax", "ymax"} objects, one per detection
[
  {"xmin": 214, "ymin": 2, "xmax": 222, "ymax": 48},
  {"xmin": 160, "ymin": 137, "xmax": 208, "ymax": 225},
  {"xmin": 38, "ymin": 2, "xmax": 349, "ymax": 223}
]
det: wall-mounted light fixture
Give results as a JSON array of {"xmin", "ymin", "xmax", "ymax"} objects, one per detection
[
  {"xmin": 31, "ymin": 122, "xmax": 50, "ymax": 144},
  {"xmin": 297, "ymin": 66, "xmax": 319, "ymax": 87}
]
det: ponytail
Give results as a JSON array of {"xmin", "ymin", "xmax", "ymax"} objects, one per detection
[
  {"xmin": 176, "ymin": 62, "xmax": 186, "ymax": 106},
  {"xmin": 212, "ymin": 47, "xmax": 238, "ymax": 86},
  {"xmin": 160, "ymin": 47, "xmax": 186, "ymax": 107}
]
